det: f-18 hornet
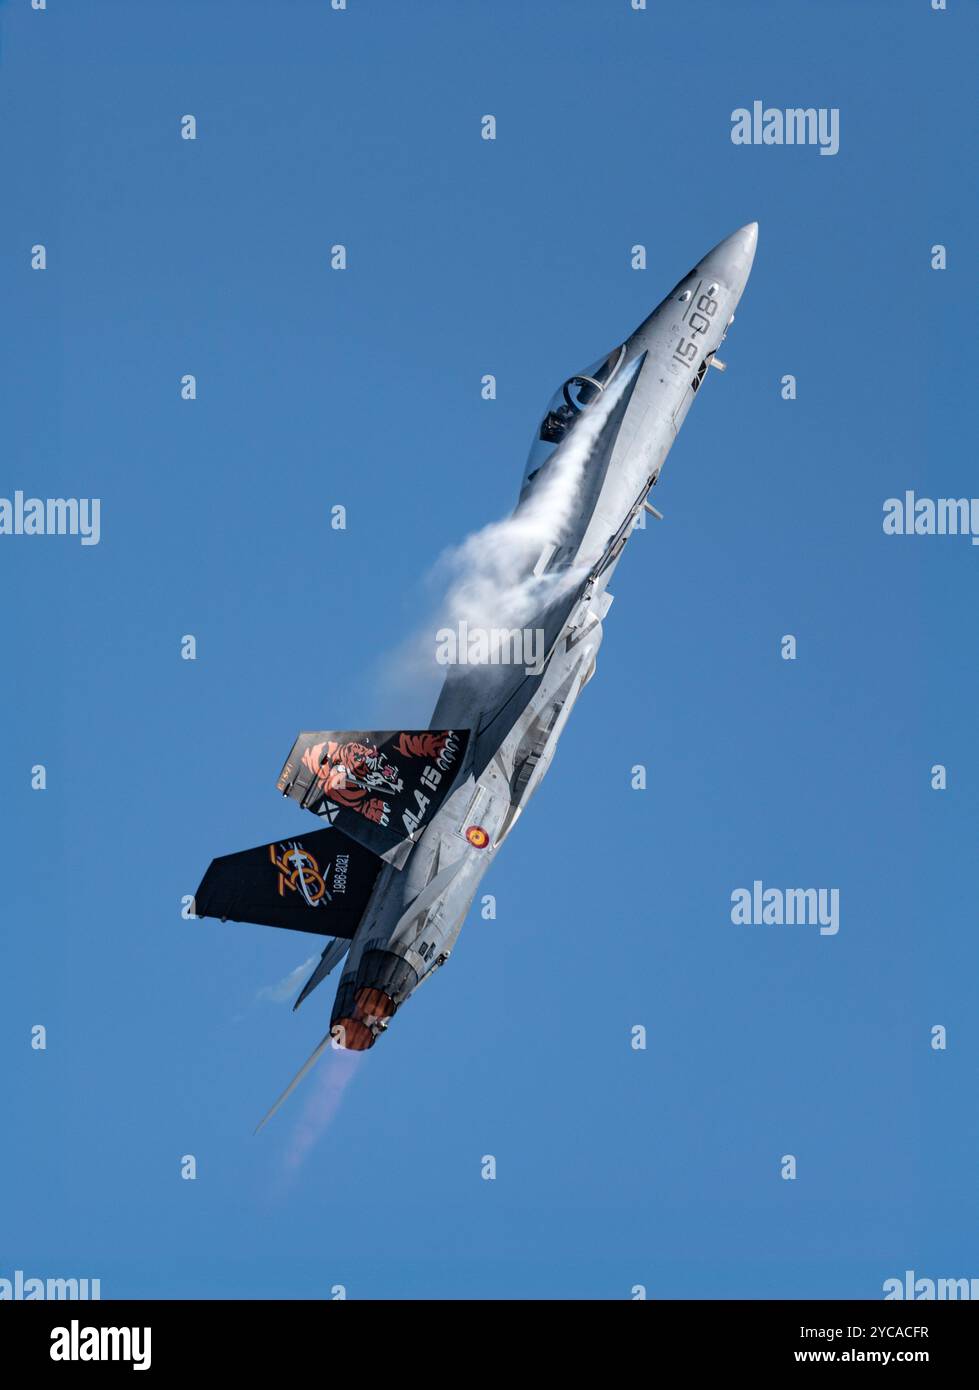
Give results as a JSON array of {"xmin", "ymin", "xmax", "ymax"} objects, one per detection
[{"xmin": 195, "ymin": 222, "xmax": 759, "ymax": 1123}]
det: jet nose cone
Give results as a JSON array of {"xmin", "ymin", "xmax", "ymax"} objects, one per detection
[
  {"xmin": 699, "ymin": 221, "xmax": 758, "ymax": 298},
  {"xmin": 735, "ymin": 220, "xmax": 758, "ymax": 260}
]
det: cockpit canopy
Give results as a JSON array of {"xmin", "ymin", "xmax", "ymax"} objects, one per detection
[{"xmin": 523, "ymin": 343, "xmax": 627, "ymax": 487}]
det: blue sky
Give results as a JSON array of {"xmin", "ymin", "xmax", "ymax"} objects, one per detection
[{"xmin": 2, "ymin": 0, "xmax": 976, "ymax": 1299}]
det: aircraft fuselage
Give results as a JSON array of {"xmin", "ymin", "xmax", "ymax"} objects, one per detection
[{"xmin": 329, "ymin": 223, "xmax": 759, "ymax": 1049}]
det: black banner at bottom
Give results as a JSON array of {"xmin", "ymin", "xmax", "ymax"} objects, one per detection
[{"xmin": 4, "ymin": 1298, "xmax": 976, "ymax": 1374}]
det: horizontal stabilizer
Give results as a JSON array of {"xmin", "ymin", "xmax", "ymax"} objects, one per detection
[
  {"xmin": 293, "ymin": 937, "xmax": 350, "ymax": 1011},
  {"xmin": 195, "ymin": 826, "xmax": 381, "ymax": 938},
  {"xmin": 276, "ymin": 729, "xmax": 469, "ymax": 868}
]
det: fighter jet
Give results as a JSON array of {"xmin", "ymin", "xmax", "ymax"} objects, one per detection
[{"xmin": 194, "ymin": 222, "xmax": 758, "ymax": 1124}]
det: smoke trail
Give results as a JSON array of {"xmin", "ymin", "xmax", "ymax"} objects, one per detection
[
  {"xmin": 283, "ymin": 1047, "xmax": 363, "ymax": 1174},
  {"xmin": 376, "ymin": 356, "xmax": 640, "ymax": 706},
  {"xmin": 435, "ymin": 357, "xmax": 639, "ymax": 643},
  {"xmin": 257, "ymin": 957, "xmax": 316, "ymax": 1004}
]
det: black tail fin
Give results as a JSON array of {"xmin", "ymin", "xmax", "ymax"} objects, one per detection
[
  {"xmin": 276, "ymin": 729, "xmax": 469, "ymax": 867},
  {"xmin": 194, "ymin": 827, "xmax": 381, "ymax": 938}
]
